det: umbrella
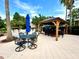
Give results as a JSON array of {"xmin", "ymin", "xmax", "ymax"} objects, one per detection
[{"xmin": 26, "ymin": 14, "xmax": 31, "ymax": 34}]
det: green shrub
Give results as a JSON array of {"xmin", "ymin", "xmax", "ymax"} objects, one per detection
[{"xmin": 0, "ymin": 28, "xmax": 7, "ymax": 33}]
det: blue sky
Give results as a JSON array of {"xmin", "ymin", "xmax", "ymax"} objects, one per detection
[{"xmin": 0, "ymin": 0, "xmax": 79, "ymax": 20}]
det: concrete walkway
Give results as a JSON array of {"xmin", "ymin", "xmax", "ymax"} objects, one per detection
[{"xmin": 0, "ymin": 34, "xmax": 79, "ymax": 59}]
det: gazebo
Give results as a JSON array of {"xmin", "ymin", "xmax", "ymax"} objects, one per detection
[{"xmin": 38, "ymin": 17, "xmax": 68, "ymax": 41}]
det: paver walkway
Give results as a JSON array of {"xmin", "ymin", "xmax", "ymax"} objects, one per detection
[{"xmin": 0, "ymin": 34, "xmax": 79, "ymax": 59}]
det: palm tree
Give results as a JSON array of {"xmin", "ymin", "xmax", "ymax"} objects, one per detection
[
  {"xmin": 72, "ymin": 8, "xmax": 79, "ymax": 26},
  {"xmin": 71, "ymin": 8, "xmax": 77, "ymax": 26},
  {"xmin": 5, "ymin": 0, "xmax": 12, "ymax": 40},
  {"xmin": 60, "ymin": 0, "xmax": 69, "ymax": 20},
  {"xmin": 65, "ymin": 7, "xmax": 67, "ymax": 21},
  {"xmin": 60, "ymin": 0, "xmax": 74, "ymax": 33},
  {"xmin": 68, "ymin": 0, "xmax": 74, "ymax": 27}
]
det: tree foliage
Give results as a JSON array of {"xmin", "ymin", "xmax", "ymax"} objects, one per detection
[
  {"xmin": 60, "ymin": 0, "xmax": 74, "ymax": 9},
  {"xmin": 71, "ymin": 8, "xmax": 79, "ymax": 26},
  {"xmin": 72, "ymin": 8, "xmax": 79, "ymax": 19},
  {"xmin": 11, "ymin": 12, "xmax": 26, "ymax": 29},
  {"xmin": 32, "ymin": 14, "xmax": 47, "ymax": 27},
  {"xmin": 0, "ymin": 17, "xmax": 5, "ymax": 28},
  {"xmin": 0, "ymin": 17, "xmax": 6, "ymax": 32}
]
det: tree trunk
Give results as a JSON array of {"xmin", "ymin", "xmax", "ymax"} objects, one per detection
[
  {"xmin": 56, "ymin": 21, "xmax": 60, "ymax": 41},
  {"xmin": 65, "ymin": 7, "xmax": 67, "ymax": 20},
  {"xmin": 72, "ymin": 18, "xmax": 74, "ymax": 26},
  {"xmin": 69, "ymin": 8, "xmax": 72, "ymax": 33},
  {"xmin": 5, "ymin": 0, "xmax": 12, "ymax": 40}
]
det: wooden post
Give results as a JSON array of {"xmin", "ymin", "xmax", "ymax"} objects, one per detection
[
  {"xmin": 38, "ymin": 23, "xmax": 40, "ymax": 33},
  {"xmin": 52, "ymin": 21, "xmax": 60, "ymax": 41},
  {"xmin": 56, "ymin": 21, "xmax": 60, "ymax": 41}
]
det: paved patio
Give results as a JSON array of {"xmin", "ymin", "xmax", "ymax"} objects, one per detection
[{"xmin": 0, "ymin": 34, "xmax": 79, "ymax": 59}]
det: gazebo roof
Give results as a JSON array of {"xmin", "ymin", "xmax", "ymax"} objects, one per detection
[{"xmin": 40, "ymin": 17, "xmax": 67, "ymax": 24}]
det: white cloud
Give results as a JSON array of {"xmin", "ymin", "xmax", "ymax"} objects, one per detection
[
  {"xmin": 74, "ymin": 0, "xmax": 79, "ymax": 8},
  {"xmin": 0, "ymin": 13, "xmax": 5, "ymax": 19},
  {"xmin": 20, "ymin": 13, "xmax": 26, "ymax": 17},
  {"xmin": 54, "ymin": 7, "xmax": 66, "ymax": 20},
  {"xmin": 14, "ymin": 0, "xmax": 41, "ymax": 18},
  {"xmin": 0, "ymin": 12, "xmax": 13, "ymax": 20},
  {"xmin": 54, "ymin": 14, "xmax": 65, "ymax": 20}
]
